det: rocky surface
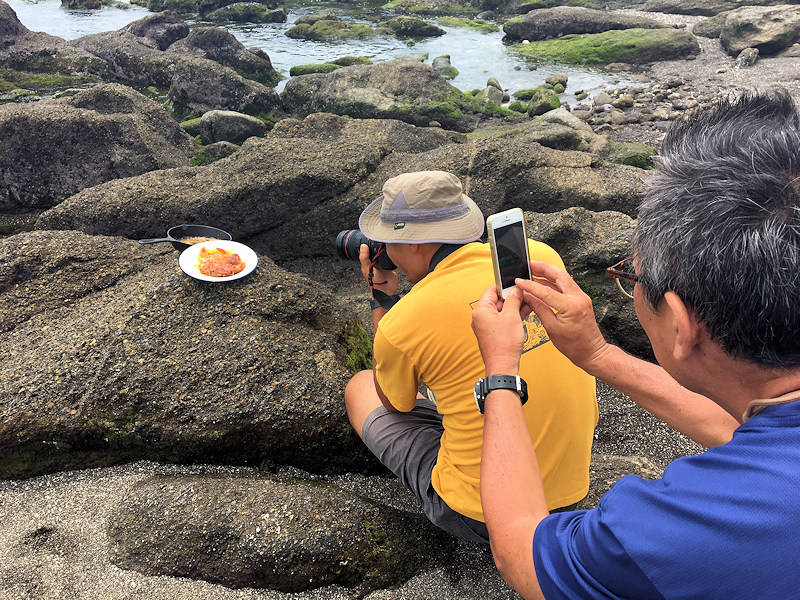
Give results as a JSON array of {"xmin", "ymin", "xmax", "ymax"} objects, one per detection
[
  {"xmin": 1, "ymin": 0, "xmax": 797, "ymax": 598},
  {"xmin": 280, "ymin": 60, "xmax": 485, "ymax": 131},
  {"xmin": 503, "ymin": 6, "xmax": 666, "ymax": 42},
  {"xmin": 719, "ymin": 5, "xmax": 800, "ymax": 56},
  {"xmin": 0, "ymin": 83, "xmax": 195, "ymax": 210}
]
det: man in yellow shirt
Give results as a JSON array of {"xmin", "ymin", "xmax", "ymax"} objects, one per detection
[{"xmin": 344, "ymin": 170, "xmax": 597, "ymax": 542}]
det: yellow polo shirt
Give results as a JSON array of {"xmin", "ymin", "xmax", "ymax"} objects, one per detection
[{"xmin": 373, "ymin": 241, "xmax": 597, "ymax": 521}]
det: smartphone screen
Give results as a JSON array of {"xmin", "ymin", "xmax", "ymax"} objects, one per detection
[{"xmin": 494, "ymin": 220, "xmax": 529, "ymax": 290}]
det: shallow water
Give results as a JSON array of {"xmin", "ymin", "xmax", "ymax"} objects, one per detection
[{"xmin": 6, "ymin": 0, "xmax": 636, "ymax": 100}]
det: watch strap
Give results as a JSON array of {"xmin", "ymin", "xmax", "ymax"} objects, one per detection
[
  {"xmin": 372, "ymin": 289, "xmax": 401, "ymax": 311},
  {"xmin": 474, "ymin": 375, "xmax": 528, "ymax": 414}
]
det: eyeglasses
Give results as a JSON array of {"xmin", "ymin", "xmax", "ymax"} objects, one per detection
[{"xmin": 606, "ymin": 257, "xmax": 641, "ymax": 299}]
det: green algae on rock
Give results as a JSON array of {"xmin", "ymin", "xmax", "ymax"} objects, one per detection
[
  {"xmin": 437, "ymin": 16, "xmax": 499, "ymax": 33},
  {"xmin": 289, "ymin": 63, "xmax": 343, "ymax": 76},
  {"xmin": 286, "ymin": 19, "xmax": 374, "ymax": 41},
  {"xmin": 510, "ymin": 28, "xmax": 701, "ymax": 65}
]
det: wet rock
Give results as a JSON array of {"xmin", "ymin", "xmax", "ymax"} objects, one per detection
[
  {"xmin": 642, "ymin": 0, "xmax": 776, "ymax": 17},
  {"xmin": 0, "ymin": 0, "xmax": 108, "ymax": 86},
  {"xmin": 734, "ymin": 47, "xmax": 759, "ymax": 68},
  {"xmin": 719, "ymin": 5, "xmax": 800, "ymax": 57},
  {"xmin": 285, "ymin": 19, "xmax": 373, "ymax": 41},
  {"xmin": 475, "ymin": 84, "xmax": 504, "ymax": 106},
  {"xmin": 166, "ymin": 26, "xmax": 281, "ymax": 86},
  {"xmin": 380, "ymin": 16, "xmax": 445, "ymax": 38},
  {"xmin": 108, "ymin": 474, "xmax": 454, "ymax": 592},
  {"xmin": 527, "ymin": 87, "xmax": 560, "ymax": 115},
  {"xmin": 0, "ymin": 83, "xmax": 194, "ymax": 211},
  {"xmin": 197, "ymin": 0, "xmax": 281, "ymax": 17},
  {"xmin": 503, "ymin": 6, "xmax": 665, "ymax": 42},
  {"xmin": 280, "ymin": 60, "xmax": 481, "ymax": 132},
  {"xmin": 198, "ymin": 109, "xmax": 267, "ymax": 144},
  {"xmin": 293, "ymin": 8, "xmax": 338, "ymax": 25},
  {"xmin": 431, "ymin": 54, "xmax": 458, "ymax": 79},
  {"xmin": 692, "ymin": 13, "xmax": 729, "ymax": 38},
  {"xmin": 195, "ymin": 140, "xmax": 239, "ymax": 163},
  {"xmin": 124, "ymin": 10, "xmax": 190, "ymax": 50},
  {"xmin": 0, "ymin": 229, "xmax": 372, "ymax": 478},
  {"xmin": 545, "ymin": 73, "xmax": 568, "ymax": 88},
  {"xmin": 70, "ymin": 15, "xmax": 282, "ymax": 112},
  {"xmin": 206, "ymin": 2, "xmax": 287, "ymax": 22},
  {"xmin": 167, "ymin": 58, "xmax": 282, "ymax": 116},
  {"xmin": 510, "ymin": 28, "xmax": 701, "ymax": 65}
]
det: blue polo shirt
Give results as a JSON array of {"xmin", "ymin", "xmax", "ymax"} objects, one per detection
[{"xmin": 533, "ymin": 400, "xmax": 800, "ymax": 599}]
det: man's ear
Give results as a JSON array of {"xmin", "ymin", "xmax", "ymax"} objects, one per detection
[{"xmin": 663, "ymin": 291, "xmax": 702, "ymax": 361}]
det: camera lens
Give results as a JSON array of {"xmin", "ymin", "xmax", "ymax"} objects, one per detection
[{"xmin": 336, "ymin": 230, "xmax": 397, "ymax": 271}]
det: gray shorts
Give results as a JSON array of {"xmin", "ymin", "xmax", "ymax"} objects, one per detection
[{"xmin": 360, "ymin": 398, "xmax": 491, "ymax": 544}]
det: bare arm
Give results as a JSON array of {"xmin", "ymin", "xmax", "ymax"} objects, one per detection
[
  {"xmin": 472, "ymin": 286, "xmax": 547, "ymax": 600},
  {"xmin": 518, "ymin": 261, "xmax": 739, "ymax": 447}
]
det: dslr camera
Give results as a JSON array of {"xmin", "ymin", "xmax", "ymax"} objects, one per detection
[{"xmin": 336, "ymin": 230, "xmax": 397, "ymax": 271}]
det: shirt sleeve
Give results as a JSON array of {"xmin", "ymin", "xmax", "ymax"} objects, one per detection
[
  {"xmin": 532, "ymin": 480, "xmax": 665, "ymax": 600},
  {"xmin": 372, "ymin": 325, "xmax": 421, "ymax": 412}
]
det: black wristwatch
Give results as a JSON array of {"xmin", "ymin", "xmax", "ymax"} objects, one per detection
[{"xmin": 474, "ymin": 375, "xmax": 528, "ymax": 414}]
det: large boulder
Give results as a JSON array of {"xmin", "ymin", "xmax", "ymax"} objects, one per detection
[
  {"xmin": 503, "ymin": 6, "xmax": 665, "ymax": 42},
  {"xmin": 205, "ymin": 2, "xmax": 287, "ymax": 22},
  {"xmin": 71, "ymin": 14, "xmax": 282, "ymax": 114},
  {"xmin": 0, "ymin": 0, "xmax": 108, "ymax": 86},
  {"xmin": 0, "ymin": 83, "xmax": 195, "ymax": 211},
  {"xmin": 510, "ymin": 27, "xmax": 701, "ymax": 65},
  {"xmin": 108, "ymin": 474, "xmax": 454, "ymax": 592},
  {"xmin": 380, "ymin": 16, "xmax": 446, "ymax": 38},
  {"xmin": 167, "ymin": 57, "xmax": 282, "ymax": 116},
  {"xmin": 285, "ymin": 19, "xmax": 374, "ymax": 41},
  {"xmin": 166, "ymin": 26, "xmax": 281, "ymax": 86},
  {"xmin": 719, "ymin": 5, "xmax": 800, "ymax": 57},
  {"xmin": 0, "ymin": 229, "xmax": 373, "ymax": 479},
  {"xmin": 642, "ymin": 0, "xmax": 782, "ymax": 17},
  {"xmin": 35, "ymin": 113, "xmax": 643, "ymax": 252},
  {"xmin": 280, "ymin": 60, "xmax": 482, "ymax": 131},
  {"xmin": 197, "ymin": 0, "xmax": 281, "ymax": 17},
  {"xmin": 470, "ymin": 106, "xmax": 608, "ymax": 153},
  {"xmin": 123, "ymin": 10, "xmax": 190, "ymax": 50}
]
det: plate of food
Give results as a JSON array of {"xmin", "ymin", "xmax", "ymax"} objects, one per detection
[{"xmin": 179, "ymin": 240, "xmax": 258, "ymax": 282}]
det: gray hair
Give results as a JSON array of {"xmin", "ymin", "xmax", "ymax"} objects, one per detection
[{"xmin": 634, "ymin": 89, "xmax": 800, "ymax": 367}]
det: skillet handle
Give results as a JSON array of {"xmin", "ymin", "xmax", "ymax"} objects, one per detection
[{"xmin": 138, "ymin": 237, "xmax": 171, "ymax": 244}]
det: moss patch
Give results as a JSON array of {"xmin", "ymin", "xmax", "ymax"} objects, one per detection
[
  {"xmin": 338, "ymin": 320, "xmax": 373, "ymax": 374},
  {"xmin": 604, "ymin": 139, "xmax": 655, "ymax": 169},
  {"xmin": 0, "ymin": 69, "xmax": 101, "ymax": 92},
  {"xmin": 289, "ymin": 63, "xmax": 342, "ymax": 76},
  {"xmin": 331, "ymin": 56, "xmax": 373, "ymax": 66},
  {"xmin": 286, "ymin": 20, "xmax": 373, "ymax": 41},
  {"xmin": 436, "ymin": 16, "xmax": 498, "ymax": 33},
  {"xmin": 179, "ymin": 117, "xmax": 202, "ymax": 137},
  {"xmin": 510, "ymin": 28, "xmax": 699, "ymax": 65}
]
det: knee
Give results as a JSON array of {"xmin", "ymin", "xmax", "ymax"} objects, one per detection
[{"xmin": 344, "ymin": 369, "xmax": 374, "ymax": 411}]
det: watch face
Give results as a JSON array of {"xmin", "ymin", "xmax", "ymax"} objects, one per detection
[{"xmin": 474, "ymin": 380, "xmax": 485, "ymax": 412}]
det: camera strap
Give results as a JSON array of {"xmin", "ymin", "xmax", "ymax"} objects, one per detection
[{"xmin": 427, "ymin": 244, "xmax": 465, "ymax": 274}]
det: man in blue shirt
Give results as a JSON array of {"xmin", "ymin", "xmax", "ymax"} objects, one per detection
[{"xmin": 471, "ymin": 89, "xmax": 800, "ymax": 599}]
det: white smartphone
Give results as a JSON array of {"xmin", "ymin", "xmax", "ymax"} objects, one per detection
[{"xmin": 486, "ymin": 208, "xmax": 532, "ymax": 299}]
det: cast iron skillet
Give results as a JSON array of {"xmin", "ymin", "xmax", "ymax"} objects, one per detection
[{"xmin": 138, "ymin": 224, "xmax": 232, "ymax": 252}]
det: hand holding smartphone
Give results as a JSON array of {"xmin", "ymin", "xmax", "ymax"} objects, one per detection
[{"xmin": 487, "ymin": 208, "xmax": 532, "ymax": 299}]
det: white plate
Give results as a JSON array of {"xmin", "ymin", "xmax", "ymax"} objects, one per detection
[{"xmin": 179, "ymin": 240, "xmax": 258, "ymax": 282}]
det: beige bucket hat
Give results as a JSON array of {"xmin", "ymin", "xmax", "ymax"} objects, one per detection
[{"xmin": 358, "ymin": 171, "xmax": 485, "ymax": 244}]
